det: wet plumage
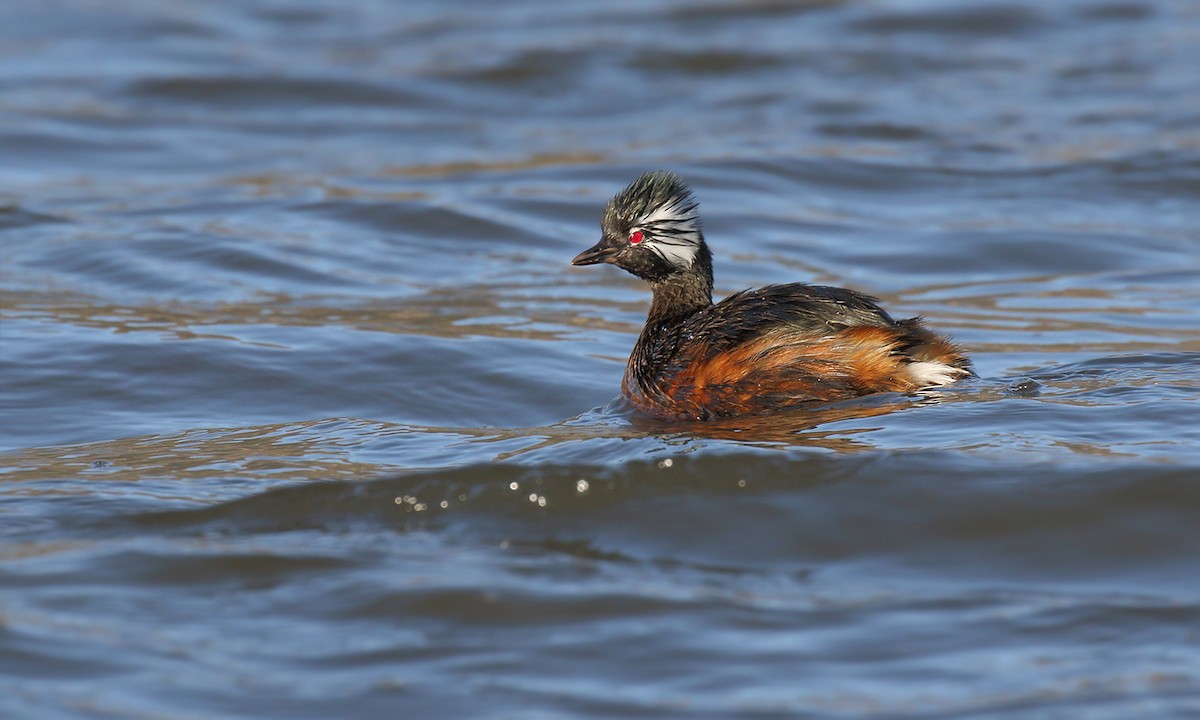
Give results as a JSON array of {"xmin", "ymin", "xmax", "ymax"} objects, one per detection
[{"xmin": 572, "ymin": 171, "xmax": 972, "ymax": 420}]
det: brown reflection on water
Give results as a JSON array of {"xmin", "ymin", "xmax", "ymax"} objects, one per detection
[
  {"xmin": 0, "ymin": 285, "xmax": 644, "ymax": 343},
  {"xmin": 0, "ymin": 396, "xmax": 931, "ymax": 485},
  {"xmin": 626, "ymin": 394, "xmax": 943, "ymax": 452},
  {"xmin": 484, "ymin": 395, "xmax": 937, "ymax": 459},
  {"xmin": 0, "ymin": 419, "xmax": 402, "ymax": 487},
  {"xmin": 381, "ymin": 151, "xmax": 607, "ymax": 178}
]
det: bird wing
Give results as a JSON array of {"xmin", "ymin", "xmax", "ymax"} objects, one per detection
[
  {"xmin": 681, "ymin": 283, "xmax": 898, "ymax": 353},
  {"xmin": 648, "ymin": 284, "xmax": 912, "ymax": 414}
]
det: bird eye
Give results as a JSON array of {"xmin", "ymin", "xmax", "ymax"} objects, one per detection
[{"xmin": 629, "ymin": 230, "xmax": 644, "ymax": 244}]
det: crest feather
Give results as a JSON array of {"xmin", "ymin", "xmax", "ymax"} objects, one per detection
[{"xmin": 611, "ymin": 171, "xmax": 702, "ymax": 269}]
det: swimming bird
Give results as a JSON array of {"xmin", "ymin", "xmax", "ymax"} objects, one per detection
[{"xmin": 572, "ymin": 171, "xmax": 972, "ymax": 420}]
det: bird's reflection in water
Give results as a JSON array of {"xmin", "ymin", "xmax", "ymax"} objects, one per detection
[{"xmin": 622, "ymin": 391, "xmax": 954, "ymax": 452}]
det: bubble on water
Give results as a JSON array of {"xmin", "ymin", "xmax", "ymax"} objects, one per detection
[
  {"xmin": 1007, "ymin": 378, "xmax": 1042, "ymax": 396},
  {"xmin": 658, "ymin": 458, "xmax": 674, "ymax": 469},
  {"xmin": 576, "ymin": 479, "xmax": 589, "ymax": 493}
]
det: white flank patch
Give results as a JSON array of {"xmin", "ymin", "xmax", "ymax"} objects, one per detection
[
  {"xmin": 636, "ymin": 198, "xmax": 701, "ymax": 269},
  {"xmin": 906, "ymin": 361, "xmax": 967, "ymax": 387}
]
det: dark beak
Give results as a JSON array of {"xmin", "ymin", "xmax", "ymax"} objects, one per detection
[{"xmin": 571, "ymin": 239, "xmax": 619, "ymax": 266}]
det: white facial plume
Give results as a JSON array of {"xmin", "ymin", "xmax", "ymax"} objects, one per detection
[{"xmin": 633, "ymin": 193, "xmax": 702, "ymax": 270}]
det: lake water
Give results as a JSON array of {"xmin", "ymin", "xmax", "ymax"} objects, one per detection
[{"xmin": 2, "ymin": 0, "xmax": 1199, "ymax": 717}]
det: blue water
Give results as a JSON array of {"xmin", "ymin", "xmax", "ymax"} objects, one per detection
[{"xmin": 2, "ymin": 1, "xmax": 1199, "ymax": 717}]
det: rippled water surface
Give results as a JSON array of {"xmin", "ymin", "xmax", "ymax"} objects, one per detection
[{"xmin": 3, "ymin": 1, "xmax": 1199, "ymax": 717}]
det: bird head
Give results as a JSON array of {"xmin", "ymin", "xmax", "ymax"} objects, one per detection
[{"xmin": 572, "ymin": 171, "xmax": 710, "ymax": 283}]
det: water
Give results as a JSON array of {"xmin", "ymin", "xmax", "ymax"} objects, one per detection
[{"xmin": 2, "ymin": 0, "xmax": 1199, "ymax": 717}]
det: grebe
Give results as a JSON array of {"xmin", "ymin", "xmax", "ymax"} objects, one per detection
[{"xmin": 572, "ymin": 171, "xmax": 972, "ymax": 420}]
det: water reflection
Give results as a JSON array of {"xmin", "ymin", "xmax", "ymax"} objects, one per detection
[
  {"xmin": 0, "ymin": 393, "xmax": 958, "ymax": 486},
  {"xmin": 626, "ymin": 393, "xmax": 934, "ymax": 450},
  {"xmin": 0, "ymin": 285, "xmax": 615, "ymax": 343}
]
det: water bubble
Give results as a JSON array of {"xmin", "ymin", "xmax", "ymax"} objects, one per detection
[{"xmin": 1007, "ymin": 378, "xmax": 1042, "ymax": 396}]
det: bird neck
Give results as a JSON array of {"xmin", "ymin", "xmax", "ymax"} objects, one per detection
[{"xmin": 646, "ymin": 259, "xmax": 713, "ymax": 327}]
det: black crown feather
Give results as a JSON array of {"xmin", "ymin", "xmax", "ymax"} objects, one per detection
[{"xmin": 605, "ymin": 170, "xmax": 699, "ymax": 231}]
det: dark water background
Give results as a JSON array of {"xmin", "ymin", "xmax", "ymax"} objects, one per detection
[{"xmin": 3, "ymin": 0, "xmax": 1199, "ymax": 717}]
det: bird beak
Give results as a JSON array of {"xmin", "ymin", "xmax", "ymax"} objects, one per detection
[{"xmin": 571, "ymin": 239, "xmax": 619, "ymax": 266}]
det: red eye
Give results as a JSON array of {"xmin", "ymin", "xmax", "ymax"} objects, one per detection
[{"xmin": 629, "ymin": 230, "xmax": 644, "ymax": 244}]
